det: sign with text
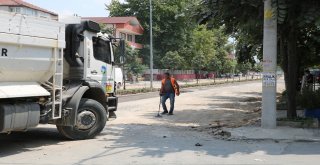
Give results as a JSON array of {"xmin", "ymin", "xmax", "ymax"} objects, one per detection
[{"xmin": 263, "ymin": 73, "xmax": 276, "ymax": 87}]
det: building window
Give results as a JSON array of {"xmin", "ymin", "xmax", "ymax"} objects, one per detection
[
  {"xmin": 10, "ymin": 7, "xmax": 38, "ymax": 17},
  {"xmin": 10, "ymin": 7, "xmax": 21, "ymax": 13},
  {"xmin": 39, "ymin": 11, "xmax": 50, "ymax": 19},
  {"xmin": 127, "ymin": 35, "xmax": 133, "ymax": 42},
  {"xmin": 120, "ymin": 33, "xmax": 126, "ymax": 40},
  {"xmin": 24, "ymin": 8, "xmax": 37, "ymax": 16}
]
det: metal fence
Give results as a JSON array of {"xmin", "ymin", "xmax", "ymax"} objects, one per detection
[{"xmin": 118, "ymin": 74, "xmax": 262, "ymax": 90}]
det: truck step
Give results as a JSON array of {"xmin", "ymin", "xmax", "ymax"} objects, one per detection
[
  {"xmin": 108, "ymin": 106, "xmax": 117, "ymax": 111},
  {"xmin": 107, "ymin": 97, "xmax": 117, "ymax": 101}
]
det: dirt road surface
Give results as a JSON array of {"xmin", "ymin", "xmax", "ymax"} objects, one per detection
[{"xmin": 1, "ymin": 80, "xmax": 320, "ymax": 165}]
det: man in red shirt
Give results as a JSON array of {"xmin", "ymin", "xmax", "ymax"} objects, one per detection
[{"xmin": 160, "ymin": 72, "xmax": 180, "ymax": 115}]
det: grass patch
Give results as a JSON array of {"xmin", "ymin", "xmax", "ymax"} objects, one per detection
[
  {"xmin": 277, "ymin": 117, "xmax": 312, "ymax": 122},
  {"xmin": 277, "ymin": 117, "xmax": 315, "ymax": 128},
  {"xmin": 117, "ymin": 88, "xmax": 158, "ymax": 95}
]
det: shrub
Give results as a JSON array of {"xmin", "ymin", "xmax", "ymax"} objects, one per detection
[{"xmin": 297, "ymin": 89, "xmax": 320, "ymax": 109}]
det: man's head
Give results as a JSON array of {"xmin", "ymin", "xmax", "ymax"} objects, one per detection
[{"xmin": 164, "ymin": 72, "xmax": 170, "ymax": 79}]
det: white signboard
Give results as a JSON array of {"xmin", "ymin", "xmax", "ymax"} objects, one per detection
[{"xmin": 263, "ymin": 73, "xmax": 276, "ymax": 87}]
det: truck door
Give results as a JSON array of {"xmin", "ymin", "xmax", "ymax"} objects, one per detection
[{"xmin": 86, "ymin": 34, "xmax": 114, "ymax": 93}]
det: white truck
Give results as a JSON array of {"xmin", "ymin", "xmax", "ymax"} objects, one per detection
[{"xmin": 0, "ymin": 11, "xmax": 122, "ymax": 139}]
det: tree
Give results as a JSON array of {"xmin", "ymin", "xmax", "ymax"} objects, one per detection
[
  {"xmin": 161, "ymin": 51, "xmax": 186, "ymax": 70},
  {"xmin": 114, "ymin": 43, "xmax": 146, "ymax": 76},
  {"xmin": 182, "ymin": 24, "xmax": 234, "ymax": 80},
  {"xmin": 197, "ymin": 0, "xmax": 320, "ymax": 118},
  {"xmin": 106, "ymin": 0, "xmax": 199, "ymax": 68},
  {"xmin": 275, "ymin": 0, "xmax": 320, "ymax": 118},
  {"xmin": 236, "ymin": 62, "xmax": 252, "ymax": 75},
  {"xmin": 252, "ymin": 63, "xmax": 263, "ymax": 73},
  {"xmin": 191, "ymin": 51, "xmax": 207, "ymax": 84},
  {"xmin": 207, "ymin": 56, "xmax": 223, "ymax": 74},
  {"xmin": 188, "ymin": 25, "xmax": 217, "ymax": 67},
  {"xmin": 222, "ymin": 59, "xmax": 236, "ymax": 74},
  {"xmin": 99, "ymin": 23, "xmax": 115, "ymax": 34}
]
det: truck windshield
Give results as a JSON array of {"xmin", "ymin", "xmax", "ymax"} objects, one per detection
[{"xmin": 92, "ymin": 36, "xmax": 112, "ymax": 64}]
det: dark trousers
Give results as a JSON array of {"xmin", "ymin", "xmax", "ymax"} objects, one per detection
[{"xmin": 162, "ymin": 93, "xmax": 175, "ymax": 113}]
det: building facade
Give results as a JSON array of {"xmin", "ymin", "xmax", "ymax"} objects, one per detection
[
  {"xmin": 0, "ymin": 0, "xmax": 58, "ymax": 20},
  {"xmin": 83, "ymin": 17, "xmax": 144, "ymax": 49}
]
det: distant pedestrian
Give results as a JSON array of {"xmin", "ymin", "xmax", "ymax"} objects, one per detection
[
  {"xmin": 160, "ymin": 72, "xmax": 180, "ymax": 115},
  {"xmin": 304, "ymin": 69, "xmax": 314, "ymax": 90},
  {"xmin": 305, "ymin": 70, "xmax": 314, "ymax": 84}
]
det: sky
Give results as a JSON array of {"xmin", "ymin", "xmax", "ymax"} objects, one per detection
[{"xmin": 25, "ymin": 0, "xmax": 115, "ymax": 17}]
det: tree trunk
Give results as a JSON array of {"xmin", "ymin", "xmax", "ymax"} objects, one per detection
[
  {"xmin": 285, "ymin": 3, "xmax": 299, "ymax": 119},
  {"xmin": 279, "ymin": 31, "xmax": 291, "ymax": 112},
  {"xmin": 286, "ymin": 28, "xmax": 298, "ymax": 118}
]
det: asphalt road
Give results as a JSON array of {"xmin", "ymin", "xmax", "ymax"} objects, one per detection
[{"xmin": 1, "ymin": 80, "xmax": 320, "ymax": 165}]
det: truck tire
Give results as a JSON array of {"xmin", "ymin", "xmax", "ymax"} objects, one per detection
[{"xmin": 57, "ymin": 98, "xmax": 107, "ymax": 140}]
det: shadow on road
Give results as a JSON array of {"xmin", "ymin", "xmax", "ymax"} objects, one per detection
[
  {"xmin": 75, "ymin": 89, "xmax": 320, "ymax": 161},
  {"xmin": 94, "ymin": 124, "xmax": 320, "ymax": 161},
  {"xmin": 0, "ymin": 127, "xmax": 65, "ymax": 158}
]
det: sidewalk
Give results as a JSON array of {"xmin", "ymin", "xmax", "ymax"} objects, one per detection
[{"xmin": 225, "ymin": 126, "xmax": 320, "ymax": 142}]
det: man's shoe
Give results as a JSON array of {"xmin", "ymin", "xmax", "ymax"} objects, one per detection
[
  {"xmin": 161, "ymin": 111, "xmax": 168, "ymax": 115},
  {"xmin": 168, "ymin": 112, "xmax": 174, "ymax": 115}
]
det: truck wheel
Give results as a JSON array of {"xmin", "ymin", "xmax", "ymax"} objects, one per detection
[{"xmin": 57, "ymin": 98, "xmax": 107, "ymax": 140}]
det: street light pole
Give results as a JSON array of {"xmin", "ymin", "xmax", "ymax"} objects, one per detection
[
  {"xmin": 262, "ymin": 0, "xmax": 277, "ymax": 128},
  {"xmin": 149, "ymin": 0, "xmax": 154, "ymax": 89}
]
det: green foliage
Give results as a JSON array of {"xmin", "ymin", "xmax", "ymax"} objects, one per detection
[
  {"xmin": 161, "ymin": 51, "xmax": 186, "ymax": 69},
  {"xmin": 106, "ymin": 0, "xmax": 125, "ymax": 17},
  {"xmin": 114, "ymin": 43, "xmax": 146, "ymax": 76},
  {"xmin": 107, "ymin": 0, "xmax": 243, "ymax": 76},
  {"xmin": 222, "ymin": 59, "xmax": 237, "ymax": 74},
  {"xmin": 196, "ymin": 0, "xmax": 264, "ymax": 65},
  {"xmin": 207, "ymin": 57, "xmax": 223, "ymax": 72},
  {"xmin": 191, "ymin": 51, "xmax": 207, "ymax": 71},
  {"xmin": 252, "ymin": 63, "xmax": 263, "ymax": 72},
  {"xmin": 107, "ymin": 0, "xmax": 198, "ymax": 68},
  {"xmin": 197, "ymin": 0, "xmax": 320, "ymax": 118},
  {"xmin": 188, "ymin": 25, "xmax": 231, "ymax": 72},
  {"xmin": 99, "ymin": 23, "xmax": 115, "ymax": 34},
  {"xmin": 190, "ymin": 25, "xmax": 217, "ymax": 62},
  {"xmin": 125, "ymin": 48, "xmax": 147, "ymax": 76},
  {"xmin": 236, "ymin": 62, "xmax": 252, "ymax": 74}
]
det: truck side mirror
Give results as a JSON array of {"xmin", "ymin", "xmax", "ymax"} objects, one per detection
[{"xmin": 119, "ymin": 39, "xmax": 125, "ymax": 64}]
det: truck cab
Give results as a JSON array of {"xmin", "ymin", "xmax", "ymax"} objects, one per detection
[
  {"xmin": 63, "ymin": 20, "xmax": 119, "ymax": 114},
  {"xmin": 55, "ymin": 20, "xmax": 121, "ymax": 139}
]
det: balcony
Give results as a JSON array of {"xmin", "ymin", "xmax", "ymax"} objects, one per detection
[{"xmin": 128, "ymin": 41, "xmax": 143, "ymax": 49}]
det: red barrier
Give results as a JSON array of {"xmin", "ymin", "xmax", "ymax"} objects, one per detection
[{"xmin": 144, "ymin": 73, "xmax": 215, "ymax": 81}]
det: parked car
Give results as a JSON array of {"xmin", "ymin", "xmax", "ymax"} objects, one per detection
[{"xmin": 234, "ymin": 74, "xmax": 240, "ymax": 77}]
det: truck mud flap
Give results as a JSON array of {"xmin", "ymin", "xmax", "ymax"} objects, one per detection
[{"xmin": 55, "ymin": 86, "xmax": 89, "ymax": 126}]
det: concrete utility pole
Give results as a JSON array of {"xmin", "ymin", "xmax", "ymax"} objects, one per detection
[
  {"xmin": 262, "ymin": 0, "xmax": 277, "ymax": 128},
  {"xmin": 149, "ymin": 0, "xmax": 154, "ymax": 88}
]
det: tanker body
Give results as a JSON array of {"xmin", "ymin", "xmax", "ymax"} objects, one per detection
[{"xmin": 0, "ymin": 11, "xmax": 121, "ymax": 139}]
